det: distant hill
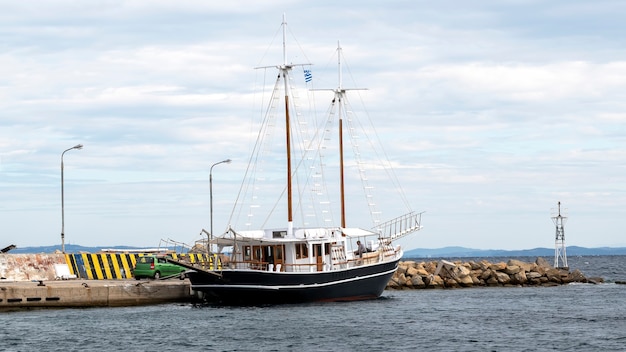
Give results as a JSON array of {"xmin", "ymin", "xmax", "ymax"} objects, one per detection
[
  {"xmin": 5, "ymin": 244, "xmax": 626, "ymax": 257},
  {"xmin": 403, "ymin": 246, "xmax": 626, "ymax": 258}
]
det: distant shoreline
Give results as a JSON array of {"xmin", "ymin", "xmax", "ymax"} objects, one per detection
[
  {"xmin": 403, "ymin": 246, "xmax": 626, "ymax": 258},
  {"xmin": 6, "ymin": 244, "xmax": 626, "ymax": 257}
]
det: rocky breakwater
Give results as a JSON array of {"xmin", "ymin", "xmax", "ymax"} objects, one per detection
[{"xmin": 387, "ymin": 257, "xmax": 604, "ymax": 289}]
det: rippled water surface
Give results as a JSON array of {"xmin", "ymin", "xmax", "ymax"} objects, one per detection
[{"xmin": 2, "ymin": 255, "xmax": 625, "ymax": 351}]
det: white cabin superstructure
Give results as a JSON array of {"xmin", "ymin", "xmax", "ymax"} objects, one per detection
[{"xmin": 215, "ymin": 225, "xmax": 401, "ymax": 273}]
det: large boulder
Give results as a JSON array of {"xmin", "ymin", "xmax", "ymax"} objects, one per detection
[
  {"xmin": 444, "ymin": 278, "xmax": 460, "ymax": 288},
  {"xmin": 507, "ymin": 259, "xmax": 534, "ymax": 272},
  {"xmin": 387, "ymin": 277, "xmax": 402, "ymax": 289},
  {"xmin": 494, "ymin": 271, "xmax": 512, "ymax": 284},
  {"xmin": 588, "ymin": 277, "xmax": 604, "ymax": 284},
  {"xmin": 410, "ymin": 275, "xmax": 426, "ymax": 288},
  {"xmin": 406, "ymin": 266, "xmax": 420, "ymax": 278},
  {"xmin": 424, "ymin": 261, "xmax": 438, "ymax": 274},
  {"xmin": 388, "ymin": 272, "xmax": 410, "ymax": 289},
  {"xmin": 510, "ymin": 270, "xmax": 528, "ymax": 285},
  {"xmin": 489, "ymin": 262, "xmax": 507, "ymax": 271},
  {"xmin": 567, "ymin": 269, "xmax": 587, "ymax": 283},
  {"xmin": 413, "ymin": 262, "xmax": 430, "ymax": 276},
  {"xmin": 486, "ymin": 275, "xmax": 500, "ymax": 285},
  {"xmin": 545, "ymin": 268, "xmax": 562, "ymax": 283},
  {"xmin": 504, "ymin": 265, "xmax": 521, "ymax": 275},
  {"xmin": 535, "ymin": 257, "xmax": 551, "ymax": 269},
  {"xmin": 456, "ymin": 274, "xmax": 475, "ymax": 287},
  {"xmin": 397, "ymin": 263, "xmax": 409, "ymax": 275},
  {"xmin": 468, "ymin": 261, "xmax": 482, "ymax": 270},
  {"xmin": 452, "ymin": 264, "xmax": 472, "ymax": 278},
  {"xmin": 426, "ymin": 275, "xmax": 445, "ymax": 288}
]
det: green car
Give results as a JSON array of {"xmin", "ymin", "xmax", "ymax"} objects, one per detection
[{"xmin": 132, "ymin": 255, "xmax": 187, "ymax": 280}]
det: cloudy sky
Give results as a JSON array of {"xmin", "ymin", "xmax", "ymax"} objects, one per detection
[{"xmin": 1, "ymin": 0, "xmax": 625, "ymax": 251}]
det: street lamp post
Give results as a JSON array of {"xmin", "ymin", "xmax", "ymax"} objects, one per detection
[
  {"xmin": 61, "ymin": 144, "xmax": 83, "ymax": 253},
  {"xmin": 209, "ymin": 158, "xmax": 231, "ymax": 256}
]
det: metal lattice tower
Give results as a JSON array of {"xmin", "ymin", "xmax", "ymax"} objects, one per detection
[{"xmin": 551, "ymin": 201, "xmax": 568, "ymax": 268}]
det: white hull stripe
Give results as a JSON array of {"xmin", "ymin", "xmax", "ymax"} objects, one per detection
[{"xmin": 191, "ymin": 266, "xmax": 397, "ymax": 291}]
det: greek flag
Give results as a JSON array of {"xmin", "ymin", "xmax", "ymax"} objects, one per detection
[{"xmin": 304, "ymin": 69, "xmax": 312, "ymax": 83}]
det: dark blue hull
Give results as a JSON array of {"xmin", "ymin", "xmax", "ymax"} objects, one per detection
[{"xmin": 186, "ymin": 259, "xmax": 399, "ymax": 305}]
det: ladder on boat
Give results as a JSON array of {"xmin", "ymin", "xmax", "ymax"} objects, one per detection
[
  {"xmin": 375, "ymin": 211, "xmax": 424, "ymax": 242},
  {"xmin": 330, "ymin": 244, "xmax": 347, "ymax": 269}
]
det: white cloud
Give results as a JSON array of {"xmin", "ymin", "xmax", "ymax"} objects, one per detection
[{"xmin": 1, "ymin": 1, "xmax": 626, "ymax": 250}]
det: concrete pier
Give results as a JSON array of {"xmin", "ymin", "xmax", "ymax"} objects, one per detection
[
  {"xmin": 0, "ymin": 279, "xmax": 195, "ymax": 310},
  {"xmin": 0, "ymin": 252, "xmax": 204, "ymax": 310}
]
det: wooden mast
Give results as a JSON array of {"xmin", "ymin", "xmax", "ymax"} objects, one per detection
[
  {"xmin": 281, "ymin": 14, "xmax": 294, "ymax": 236},
  {"xmin": 333, "ymin": 42, "xmax": 367, "ymax": 229},
  {"xmin": 338, "ymin": 42, "xmax": 346, "ymax": 228}
]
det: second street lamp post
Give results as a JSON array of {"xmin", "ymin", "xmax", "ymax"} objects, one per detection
[
  {"xmin": 61, "ymin": 144, "xmax": 83, "ymax": 253},
  {"xmin": 209, "ymin": 158, "xmax": 231, "ymax": 256}
]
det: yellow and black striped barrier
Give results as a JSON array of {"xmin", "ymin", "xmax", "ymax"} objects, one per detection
[{"xmin": 64, "ymin": 253, "xmax": 217, "ymax": 280}]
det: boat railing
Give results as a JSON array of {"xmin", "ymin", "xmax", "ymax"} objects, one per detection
[
  {"xmin": 331, "ymin": 260, "xmax": 349, "ymax": 270},
  {"xmin": 224, "ymin": 245, "xmax": 399, "ymax": 272},
  {"xmin": 226, "ymin": 261, "xmax": 317, "ymax": 273},
  {"xmin": 227, "ymin": 260, "xmax": 272, "ymax": 271},
  {"xmin": 340, "ymin": 245, "xmax": 399, "ymax": 269},
  {"xmin": 375, "ymin": 211, "xmax": 424, "ymax": 242},
  {"xmin": 350, "ymin": 252, "xmax": 380, "ymax": 266}
]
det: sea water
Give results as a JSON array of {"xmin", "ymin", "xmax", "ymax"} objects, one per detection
[{"xmin": 1, "ymin": 255, "xmax": 625, "ymax": 352}]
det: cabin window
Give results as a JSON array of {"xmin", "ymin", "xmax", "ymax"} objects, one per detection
[
  {"xmin": 253, "ymin": 246, "xmax": 262, "ymax": 261},
  {"xmin": 243, "ymin": 246, "xmax": 251, "ymax": 261},
  {"xmin": 264, "ymin": 246, "xmax": 274, "ymax": 264},
  {"xmin": 296, "ymin": 243, "xmax": 308, "ymax": 259},
  {"xmin": 275, "ymin": 246, "xmax": 283, "ymax": 260},
  {"xmin": 324, "ymin": 243, "xmax": 331, "ymax": 254},
  {"xmin": 273, "ymin": 231, "xmax": 287, "ymax": 238}
]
